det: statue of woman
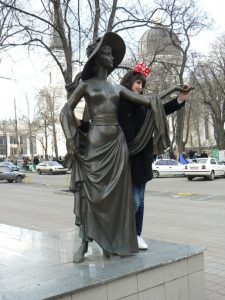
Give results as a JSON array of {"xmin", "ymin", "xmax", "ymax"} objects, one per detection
[{"xmin": 60, "ymin": 32, "xmax": 152, "ymax": 263}]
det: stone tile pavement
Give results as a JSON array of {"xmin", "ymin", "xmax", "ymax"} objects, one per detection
[
  {"xmin": 143, "ymin": 186, "xmax": 225, "ymax": 300},
  {"xmin": 1, "ymin": 177, "xmax": 225, "ymax": 299}
]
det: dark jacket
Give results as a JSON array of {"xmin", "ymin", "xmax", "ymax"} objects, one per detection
[{"xmin": 118, "ymin": 97, "xmax": 184, "ymax": 185}]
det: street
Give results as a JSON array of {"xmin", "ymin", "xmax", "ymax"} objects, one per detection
[{"xmin": 1, "ymin": 173, "xmax": 225, "ymax": 299}]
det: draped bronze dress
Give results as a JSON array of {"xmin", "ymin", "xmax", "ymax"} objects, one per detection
[
  {"xmin": 60, "ymin": 80, "xmax": 141, "ymax": 256},
  {"xmin": 60, "ymin": 78, "xmax": 170, "ymax": 256}
]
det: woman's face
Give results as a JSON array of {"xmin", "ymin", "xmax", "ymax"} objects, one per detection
[
  {"xmin": 131, "ymin": 79, "xmax": 143, "ymax": 94},
  {"xmin": 97, "ymin": 45, "xmax": 114, "ymax": 69}
]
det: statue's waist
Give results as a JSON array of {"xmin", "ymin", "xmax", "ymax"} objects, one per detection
[{"xmin": 91, "ymin": 114, "xmax": 118, "ymax": 126}]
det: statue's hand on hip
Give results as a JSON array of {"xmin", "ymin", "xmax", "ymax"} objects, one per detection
[{"xmin": 67, "ymin": 138, "xmax": 77, "ymax": 156}]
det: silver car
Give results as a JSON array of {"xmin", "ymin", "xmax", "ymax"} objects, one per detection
[
  {"xmin": 0, "ymin": 166, "xmax": 26, "ymax": 183},
  {"xmin": 0, "ymin": 162, "xmax": 20, "ymax": 171},
  {"xmin": 152, "ymin": 159, "xmax": 185, "ymax": 178},
  {"xmin": 36, "ymin": 161, "xmax": 68, "ymax": 175},
  {"xmin": 184, "ymin": 157, "xmax": 225, "ymax": 181}
]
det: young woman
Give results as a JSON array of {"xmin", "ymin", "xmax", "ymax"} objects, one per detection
[
  {"xmin": 60, "ymin": 32, "xmax": 152, "ymax": 263},
  {"xmin": 118, "ymin": 64, "xmax": 189, "ymax": 250}
]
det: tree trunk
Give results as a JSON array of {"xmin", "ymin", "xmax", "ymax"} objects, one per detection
[
  {"xmin": 44, "ymin": 119, "xmax": 48, "ymax": 159},
  {"xmin": 215, "ymin": 123, "xmax": 225, "ymax": 149},
  {"xmin": 52, "ymin": 122, "xmax": 59, "ymax": 160},
  {"xmin": 175, "ymin": 109, "xmax": 185, "ymax": 156}
]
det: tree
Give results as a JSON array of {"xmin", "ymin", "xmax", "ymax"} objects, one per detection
[
  {"xmin": 36, "ymin": 86, "xmax": 63, "ymax": 160},
  {"xmin": 0, "ymin": 0, "xmax": 211, "ymax": 156},
  {"xmin": 18, "ymin": 96, "xmax": 41, "ymax": 160},
  {"xmin": 149, "ymin": 0, "xmax": 211, "ymax": 155},
  {"xmin": 192, "ymin": 36, "xmax": 225, "ymax": 150},
  {"xmin": 0, "ymin": 0, "xmax": 161, "ymax": 98},
  {"xmin": 0, "ymin": 0, "xmax": 16, "ymax": 48}
]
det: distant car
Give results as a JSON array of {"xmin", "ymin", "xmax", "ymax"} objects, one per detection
[
  {"xmin": 152, "ymin": 159, "xmax": 185, "ymax": 178},
  {"xmin": 184, "ymin": 157, "xmax": 225, "ymax": 181},
  {"xmin": 36, "ymin": 161, "xmax": 68, "ymax": 175},
  {"xmin": 0, "ymin": 166, "xmax": 26, "ymax": 183},
  {"xmin": 0, "ymin": 162, "xmax": 20, "ymax": 171}
]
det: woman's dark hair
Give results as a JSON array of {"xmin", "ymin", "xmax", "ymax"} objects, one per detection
[{"xmin": 120, "ymin": 70, "xmax": 146, "ymax": 93}]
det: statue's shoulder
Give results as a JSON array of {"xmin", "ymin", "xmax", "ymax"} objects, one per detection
[
  {"xmin": 81, "ymin": 78, "xmax": 96, "ymax": 88},
  {"xmin": 74, "ymin": 79, "xmax": 89, "ymax": 93}
]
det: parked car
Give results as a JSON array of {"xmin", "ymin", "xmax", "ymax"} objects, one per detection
[
  {"xmin": 152, "ymin": 159, "xmax": 185, "ymax": 178},
  {"xmin": 0, "ymin": 166, "xmax": 26, "ymax": 183},
  {"xmin": 0, "ymin": 162, "xmax": 20, "ymax": 171},
  {"xmin": 184, "ymin": 157, "xmax": 225, "ymax": 181},
  {"xmin": 36, "ymin": 161, "xmax": 68, "ymax": 175}
]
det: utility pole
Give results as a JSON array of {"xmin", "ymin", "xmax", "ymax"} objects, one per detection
[
  {"xmin": 14, "ymin": 98, "xmax": 20, "ymax": 156},
  {"xmin": 26, "ymin": 96, "xmax": 34, "ymax": 161}
]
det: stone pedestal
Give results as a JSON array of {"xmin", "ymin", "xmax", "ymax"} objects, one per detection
[{"xmin": 0, "ymin": 224, "xmax": 205, "ymax": 300}]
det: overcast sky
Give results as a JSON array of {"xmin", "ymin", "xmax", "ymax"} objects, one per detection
[
  {"xmin": 191, "ymin": 0, "xmax": 225, "ymax": 52},
  {"xmin": 0, "ymin": 0, "xmax": 225, "ymax": 120}
]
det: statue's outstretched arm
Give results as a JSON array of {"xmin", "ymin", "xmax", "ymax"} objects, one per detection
[
  {"xmin": 159, "ymin": 85, "xmax": 194, "ymax": 100},
  {"xmin": 119, "ymin": 85, "xmax": 151, "ymax": 106}
]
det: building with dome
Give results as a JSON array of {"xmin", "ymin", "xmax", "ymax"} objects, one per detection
[
  {"xmin": 138, "ymin": 25, "xmax": 216, "ymax": 155},
  {"xmin": 138, "ymin": 25, "xmax": 183, "ymax": 92},
  {"xmin": 139, "ymin": 25, "xmax": 182, "ymax": 62}
]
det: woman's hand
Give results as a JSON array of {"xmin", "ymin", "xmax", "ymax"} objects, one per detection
[{"xmin": 177, "ymin": 84, "xmax": 192, "ymax": 103}]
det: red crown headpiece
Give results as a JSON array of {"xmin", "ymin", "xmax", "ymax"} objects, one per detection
[{"xmin": 133, "ymin": 62, "xmax": 150, "ymax": 78}]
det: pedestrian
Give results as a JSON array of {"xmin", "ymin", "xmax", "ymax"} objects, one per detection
[
  {"xmin": 33, "ymin": 156, "xmax": 39, "ymax": 166},
  {"xmin": 118, "ymin": 63, "xmax": 190, "ymax": 249}
]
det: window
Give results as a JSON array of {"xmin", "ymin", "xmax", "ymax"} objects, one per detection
[
  {"xmin": 155, "ymin": 160, "xmax": 167, "ymax": 165},
  {"xmin": 210, "ymin": 159, "xmax": 216, "ymax": 165},
  {"xmin": 10, "ymin": 136, "xmax": 17, "ymax": 144},
  {"xmin": 196, "ymin": 158, "xmax": 207, "ymax": 164},
  {"xmin": 168, "ymin": 160, "xmax": 178, "ymax": 165},
  {"xmin": 20, "ymin": 135, "xmax": 27, "ymax": 145},
  {"xmin": 0, "ymin": 166, "xmax": 11, "ymax": 172},
  {"xmin": 0, "ymin": 136, "xmax": 6, "ymax": 145},
  {"xmin": 48, "ymin": 161, "xmax": 59, "ymax": 166}
]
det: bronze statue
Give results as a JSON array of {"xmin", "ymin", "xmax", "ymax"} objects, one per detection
[
  {"xmin": 60, "ymin": 32, "xmax": 153, "ymax": 263},
  {"xmin": 60, "ymin": 32, "xmax": 192, "ymax": 263}
]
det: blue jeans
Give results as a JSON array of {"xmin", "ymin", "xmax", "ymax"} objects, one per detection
[{"xmin": 132, "ymin": 183, "xmax": 146, "ymax": 236}]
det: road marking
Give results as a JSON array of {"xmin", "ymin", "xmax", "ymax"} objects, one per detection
[{"xmin": 176, "ymin": 192, "xmax": 194, "ymax": 196}]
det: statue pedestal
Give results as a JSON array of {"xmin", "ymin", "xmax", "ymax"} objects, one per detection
[
  {"xmin": 0, "ymin": 225, "xmax": 205, "ymax": 300},
  {"xmin": 69, "ymin": 240, "xmax": 205, "ymax": 300}
]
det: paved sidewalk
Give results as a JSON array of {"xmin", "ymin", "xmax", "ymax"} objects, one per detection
[
  {"xmin": 1, "ymin": 179, "xmax": 225, "ymax": 299},
  {"xmin": 143, "ymin": 185, "xmax": 225, "ymax": 300}
]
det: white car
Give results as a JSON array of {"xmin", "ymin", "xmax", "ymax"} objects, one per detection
[
  {"xmin": 184, "ymin": 157, "xmax": 225, "ymax": 181},
  {"xmin": 36, "ymin": 161, "xmax": 68, "ymax": 175},
  {"xmin": 152, "ymin": 159, "xmax": 185, "ymax": 178}
]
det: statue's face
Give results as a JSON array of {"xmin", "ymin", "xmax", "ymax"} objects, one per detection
[{"xmin": 97, "ymin": 45, "xmax": 114, "ymax": 69}]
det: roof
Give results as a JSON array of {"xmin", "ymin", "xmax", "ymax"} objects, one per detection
[{"xmin": 139, "ymin": 25, "xmax": 182, "ymax": 58}]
